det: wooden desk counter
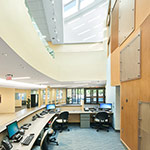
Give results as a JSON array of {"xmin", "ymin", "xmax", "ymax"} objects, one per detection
[
  {"xmin": 12, "ymin": 113, "xmax": 55, "ymax": 150},
  {"xmin": 0, "ymin": 105, "xmax": 46, "ymax": 133}
]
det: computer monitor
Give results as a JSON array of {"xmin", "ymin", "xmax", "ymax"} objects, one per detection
[
  {"xmin": 7, "ymin": 121, "xmax": 19, "ymax": 139},
  {"xmin": 100, "ymin": 103, "xmax": 112, "ymax": 110},
  {"xmin": 46, "ymin": 104, "xmax": 56, "ymax": 111}
]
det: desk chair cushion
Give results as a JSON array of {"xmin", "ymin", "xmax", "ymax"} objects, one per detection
[
  {"xmin": 56, "ymin": 119, "xmax": 67, "ymax": 123},
  {"xmin": 94, "ymin": 118, "xmax": 109, "ymax": 123},
  {"xmin": 48, "ymin": 128, "xmax": 54, "ymax": 135}
]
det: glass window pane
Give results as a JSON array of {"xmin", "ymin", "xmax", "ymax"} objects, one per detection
[
  {"xmin": 86, "ymin": 90, "xmax": 90, "ymax": 96},
  {"xmin": 98, "ymin": 89, "xmax": 104, "ymax": 96},
  {"xmin": 93, "ymin": 98, "xmax": 97, "ymax": 102},
  {"xmin": 81, "ymin": 89, "xmax": 84, "ymax": 100},
  {"xmin": 86, "ymin": 98, "xmax": 91, "ymax": 103},
  {"xmin": 93, "ymin": 89, "xmax": 97, "ymax": 96},
  {"xmin": 98, "ymin": 97, "xmax": 104, "ymax": 102}
]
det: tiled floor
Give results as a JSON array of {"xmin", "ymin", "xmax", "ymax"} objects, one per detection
[{"xmin": 48, "ymin": 124, "xmax": 126, "ymax": 150}]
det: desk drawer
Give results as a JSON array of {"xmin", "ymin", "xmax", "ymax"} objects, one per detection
[
  {"xmin": 80, "ymin": 114, "xmax": 90, "ymax": 119},
  {"xmin": 80, "ymin": 120, "xmax": 90, "ymax": 128},
  {"xmin": 80, "ymin": 117, "xmax": 90, "ymax": 121}
]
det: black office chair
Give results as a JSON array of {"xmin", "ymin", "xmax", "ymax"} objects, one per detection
[
  {"xmin": 47, "ymin": 117, "xmax": 59, "ymax": 145},
  {"xmin": 94, "ymin": 112, "xmax": 109, "ymax": 132},
  {"xmin": 32, "ymin": 129, "xmax": 49, "ymax": 150},
  {"xmin": 56, "ymin": 111, "xmax": 70, "ymax": 133}
]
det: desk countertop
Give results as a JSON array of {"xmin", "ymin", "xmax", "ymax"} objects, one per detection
[{"xmin": 0, "ymin": 105, "xmax": 46, "ymax": 133}]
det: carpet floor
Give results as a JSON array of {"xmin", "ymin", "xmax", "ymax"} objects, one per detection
[{"xmin": 48, "ymin": 124, "xmax": 126, "ymax": 150}]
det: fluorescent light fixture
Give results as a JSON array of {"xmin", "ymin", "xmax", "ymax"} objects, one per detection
[
  {"xmin": 88, "ymin": 16, "xmax": 100, "ymax": 23},
  {"xmin": 74, "ymin": 81, "xmax": 92, "ymax": 83},
  {"xmin": 83, "ymin": 9, "xmax": 96, "ymax": 17},
  {"xmin": 13, "ymin": 77, "xmax": 31, "ymax": 80},
  {"xmin": 78, "ymin": 29, "xmax": 90, "ymax": 36},
  {"xmin": 36, "ymin": 81, "xmax": 49, "ymax": 84},
  {"xmin": 72, "ymin": 23, "xmax": 85, "ymax": 30},
  {"xmin": 83, "ymin": 35, "xmax": 96, "ymax": 41},
  {"xmin": 0, "ymin": 78, "xmax": 47, "ymax": 89},
  {"xmin": 68, "ymin": 18, "xmax": 81, "ymax": 24}
]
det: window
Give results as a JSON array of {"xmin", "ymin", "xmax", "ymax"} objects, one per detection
[
  {"xmin": 56, "ymin": 89, "xmax": 63, "ymax": 103},
  {"xmin": 84, "ymin": 88, "xmax": 105, "ymax": 104},
  {"xmin": 66, "ymin": 88, "xmax": 84, "ymax": 104}
]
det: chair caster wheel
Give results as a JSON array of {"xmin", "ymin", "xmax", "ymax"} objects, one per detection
[
  {"xmin": 96, "ymin": 129, "xmax": 99, "ymax": 132},
  {"xmin": 107, "ymin": 130, "xmax": 109, "ymax": 132},
  {"xmin": 67, "ymin": 129, "xmax": 70, "ymax": 131},
  {"xmin": 56, "ymin": 143, "xmax": 59, "ymax": 146}
]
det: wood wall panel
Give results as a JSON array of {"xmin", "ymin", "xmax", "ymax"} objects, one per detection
[
  {"xmin": 121, "ymin": 15, "xmax": 150, "ymax": 150},
  {"xmin": 136, "ymin": 0, "xmax": 150, "ymax": 29},
  {"xmin": 111, "ymin": 47, "xmax": 120, "ymax": 86},
  {"xmin": 111, "ymin": 0, "xmax": 119, "ymax": 53}
]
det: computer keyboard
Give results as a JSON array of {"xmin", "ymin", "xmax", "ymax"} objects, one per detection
[{"xmin": 21, "ymin": 134, "xmax": 34, "ymax": 145}]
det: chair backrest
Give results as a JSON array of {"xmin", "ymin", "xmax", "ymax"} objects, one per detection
[
  {"xmin": 95, "ymin": 112, "xmax": 109, "ymax": 122},
  {"xmin": 40, "ymin": 129, "xmax": 48, "ymax": 150},
  {"xmin": 58, "ymin": 111, "xmax": 69, "ymax": 120},
  {"xmin": 50, "ymin": 116, "xmax": 58, "ymax": 129}
]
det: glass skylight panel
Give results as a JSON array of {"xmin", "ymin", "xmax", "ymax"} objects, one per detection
[
  {"xmin": 64, "ymin": 0, "xmax": 77, "ymax": 18},
  {"xmin": 63, "ymin": 0, "xmax": 73, "ymax": 5},
  {"xmin": 64, "ymin": 0, "xmax": 76, "ymax": 12},
  {"xmin": 80, "ymin": 0, "xmax": 95, "ymax": 9}
]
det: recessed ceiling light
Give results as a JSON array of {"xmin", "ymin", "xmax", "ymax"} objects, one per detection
[
  {"xmin": 1, "ymin": 53, "xmax": 8, "ymax": 56},
  {"xmin": 42, "ymin": 35, "xmax": 47, "ymax": 39},
  {"xmin": 72, "ymin": 24, "xmax": 85, "ymax": 30}
]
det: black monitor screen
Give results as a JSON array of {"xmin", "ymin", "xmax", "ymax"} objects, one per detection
[
  {"xmin": 100, "ymin": 103, "xmax": 112, "ymax": 110},
  {"xmin": 46, "ymin": 104, "xmax": 55, "ymax": 110},
  {"xmin": 7, "ymin": 121, "xmax": 19, "ymax": 138}
]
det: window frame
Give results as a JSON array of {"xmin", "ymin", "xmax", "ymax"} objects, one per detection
[{"xmin": 84, "ymin": 87, "xmax": 105, "ymax": 104}]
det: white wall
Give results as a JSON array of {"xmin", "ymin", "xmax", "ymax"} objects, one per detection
[
  {"xmin": 105, "ymin": 55, "xmax": 120, "ymax": 130},
  {"xmin": 50, "ymin": 43, "xmax": 107, "ymax": 81}
]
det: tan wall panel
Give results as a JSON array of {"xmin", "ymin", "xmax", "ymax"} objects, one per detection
[
  {"xmin": 111, "ymin": 47, "xmax": 120, "ymax": 86},
  {"xmin": 136, "ymin": 0, "xmax": 150, "ymax": 29},
  {"xmin": 121, "ymin": 15, "xmax": 150, "ymax": 150},
  {"xmin": 15, "ymin": 100, "xmax": 22, "ymax": 107},
  {"xmin": 0, "ymin": 88, "xmax": 15, "ymax": 113},
  {"xmin": 111, "ymin": 0, "xmax": 119, "ymax": 53}
]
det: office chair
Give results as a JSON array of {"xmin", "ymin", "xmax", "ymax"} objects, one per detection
[
  {"xmin": 56, "ymin": 111, "xmax": 70, "ymax": 133},
  {"xmin": 47, "ymin": 117, "xmax": 59, "ymax": 145},
  {"xmin": 94, "ymin": 112, "xmax": 109, "ymax": 132},
  {"xmin": 32, "ymin": 129, "xmax": 49, "ymax": 150}
]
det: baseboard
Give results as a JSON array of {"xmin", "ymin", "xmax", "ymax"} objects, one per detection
[
  {"xmin": 115, "ymin": 129, "xmax": 120, "ymax": 132},
  {"xmin": 120, "ymin": 138, "xmax": 131, "ymax": 150}
]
